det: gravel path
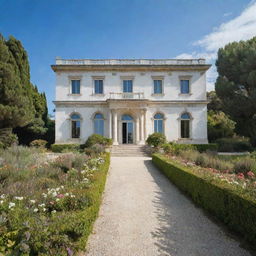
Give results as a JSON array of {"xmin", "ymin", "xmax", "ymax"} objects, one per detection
[{"xmin": 85, "ymin": 157, "xmax": 252, "ymax": 256}]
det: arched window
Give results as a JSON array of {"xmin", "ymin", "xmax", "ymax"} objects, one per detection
[
  {"xmin": 121, "ymin": 114, "xmax": 133, "ymax": 121},
  {"xmin": 94, "ymin": 113, "xmax": 104, "ymax": 136},
  {"xmin": 181, "ymin": 112, "xmax": 191, "ymax": 138},
  {"xmin": 154, "ymin": 113, "xmax": 164, "ymax": 133},
  {"xmin": 71, "ymin": 114, "xmax": 81, "ymax": 138}
]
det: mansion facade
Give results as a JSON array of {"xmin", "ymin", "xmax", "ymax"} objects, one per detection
[{"xmin": 52, "ymin": 58, "xmax": 210, "ymax": 145}]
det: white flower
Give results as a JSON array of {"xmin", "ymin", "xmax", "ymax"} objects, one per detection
[
  {"xmin": 52, "ymin": 210, "xmax": 56, "ymax": 213},
  {"xmin": 42, "ymin": 193, "xmax": 47, "ymax": 198},
  {"xmin": 71, "ymin": 195, "xmax": 75, "ymax": 198},
  {"xmin": 43, "ymin": 208, "xmax": 47, "ymax": 212},
  {"xmin": 0, "ymin": 194, "xmax": 5, "ymax": 199},
  {"xmin": 30, "ymin": 200, "xmax": 36, "ymax": 204},
  {"xmin": 56, "ymin": 198, "xmax": 60, "ymax": 202},
  {"xmin": 0, "ymin": 200, "xmax": 4, "ymax": 204},
  {"xmin": 60, "ymin": 185, "xmax": 64, "ymax": 189},
  {"xmin": 9, "ymin": 202, "xmax": 15, "ymax": 209},
  {"xmin": 65, "ymin": 193, "xmax": 69, "ymax": 196},
  {"xmin": 14, "ymin": 196, "xmax": 23, "ymax": 201},
  {"xmin": 38, "ymin": 203, "xmax": 45, "ymax": 207},
  {"xmin": 34, "ymin": 208, "xmax": 39, "ymax": 212},
  {"xmin": 52, "ymin": 192, "xmax": 57, "ymax": 197}
]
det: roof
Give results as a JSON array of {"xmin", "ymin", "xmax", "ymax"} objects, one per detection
[{"xmin": 51, "ymin": 58, "xmax": 211, "ymax": 72}]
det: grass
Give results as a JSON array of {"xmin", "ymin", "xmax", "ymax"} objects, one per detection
[{"xmin": 0, "ymin": 146, "xmax": 110, "ymax": 255}]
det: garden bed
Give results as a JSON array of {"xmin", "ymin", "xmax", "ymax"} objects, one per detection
[
  {"xmin": 152, "ymin": 153, "xmax": 256, "ymax": 247},
  {"xmin": 0, "ymin": 146, "xmax": 110, "ymax": 255}
]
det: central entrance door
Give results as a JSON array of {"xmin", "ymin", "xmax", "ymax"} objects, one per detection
[{"xmin": 121, "ymin": 114, "xmax": 134, "ymax": 144}]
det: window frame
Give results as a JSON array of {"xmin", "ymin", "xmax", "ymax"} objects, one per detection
[
  {"xmin": 179, "ymin": 76, "xmax": 192, "ymax": 95},
  {"xmin": 70, "ymin": 113, "xmax": 81, "ymax": 139},
  {"xmin": 93, "ymin": 113, "xmax": 105, "ymax": 136},
  {"xmin": 68, "ymin": 76, "xmax": 82, "ymax": 96},
  {"xmin": 153, "ymin": 113, "xmax": 165, "ymax": 134},
  {"xmin": 92, "ymin": 76, "xmax": 105, "ymax": 95},
  {"xmin": 152, "ymin": 76, "xmax": 164, "ymax": 95},
  {"xmin": 179, "ymin": 112, "xmax": 192, "ymax": 139},
  {"xmin": 120, "ymin": 76, "xmax": 134, "ymax": 94}
]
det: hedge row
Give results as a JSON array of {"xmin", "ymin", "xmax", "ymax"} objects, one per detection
[
  {"xmin": 76, "ymin": 152, "xmax": 110, "ymax": 249},
  {"xmin": 162, "ymin": 143, "xmax": 218, "ymax": 154},
  {"xmin": 152, "ymin": 153, "xmax": 256, "ymax": 246},
  {"xmin": 51, "ymin": 144, "xmax": 81, "ymax": 153}
]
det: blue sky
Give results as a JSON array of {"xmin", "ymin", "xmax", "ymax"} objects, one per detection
[{"xmin": 1, "ymin": 0, "xmax": 255, "ymax": 115}]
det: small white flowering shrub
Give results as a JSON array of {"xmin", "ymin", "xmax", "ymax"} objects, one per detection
[{"xmin": 0, "ymin": 146, "xmax": 110, "ymax": 255}]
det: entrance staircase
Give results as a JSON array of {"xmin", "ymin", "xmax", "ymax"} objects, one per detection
[{"xmin": 111, "ymin": 144, "xmax": 151, "ymax": 157}]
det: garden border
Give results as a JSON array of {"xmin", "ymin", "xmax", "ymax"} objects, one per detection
[{"xmin": 152, "ymin": 153, "xmax": 256, "ymax": 246}]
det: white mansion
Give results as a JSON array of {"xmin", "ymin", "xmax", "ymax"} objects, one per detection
[{"xmin": 52, "ymin": 58, "xmax": 210, "ymax": 145}]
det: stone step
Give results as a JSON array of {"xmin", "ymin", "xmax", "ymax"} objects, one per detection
[{"xmin": 110, "ymin": 145, "xmax": 151, "ymax": 157}]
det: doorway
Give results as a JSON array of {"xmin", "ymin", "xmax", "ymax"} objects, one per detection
[{"xmin": 121, "ymin": 115, "xmax": 134, "ymax": 144}]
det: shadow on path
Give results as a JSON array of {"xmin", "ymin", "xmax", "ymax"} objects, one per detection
[{"xmin": 144, "ymin": 159, "xmax": 255, "ymax": 256}]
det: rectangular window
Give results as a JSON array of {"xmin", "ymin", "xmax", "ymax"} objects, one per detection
[
  {"xmin": 123, "ymin": 80, "xmax": 133, "ymax": 93},
  {"xmin": 154, "ymin": 80, "xmax": 163, "ymax": 94},
  {"xmin": 180, "ymin": 80, "xmax": 189, "ymax": 94},
  {"xmin": 72, "ymin": 120, "xmax": 80, "ymax": 138},
  {"xmin": 94, "ymin": 80, "xmax": 103, "ymax": 94},
  {"xmin": 154, "ymin": 119, "xmax": 163, "ymax": 133},
  {"xmin": 181, "ymin": 120, "xmax": 190, "ymax": 138},
  {"xmin": 71, "ymin": 80, "xmax": 80, "ymax": 94}
]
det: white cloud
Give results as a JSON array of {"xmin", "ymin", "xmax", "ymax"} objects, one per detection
[
  {"xmin": 223, "ymin": 12, "xmax": 232, "ymax": 17},
  {"xmin": 176, "ymin": 1, "xmax": 256, "ymax": 91}
]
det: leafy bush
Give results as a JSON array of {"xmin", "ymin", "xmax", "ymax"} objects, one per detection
[
  {"xmin": 193, "ymin": 144, "xmax": 218, "ymax": 152},
  {"xmin": 146, "ymin": 133, "xmax": 166, "ymax": 148},
  {"xmin": 216, "ymin": 137, "xmax": 253, "ymax": 152},
  {"xmin": 51, "ymin": 144, "xmax": 80, "ymax": 153},
  {"xmin": 83, "ymin": 134, "xmax": 112, "ymax": 148},
  {"xmin": 0, "ymin": 129, "xmax": 18, "ymax": 148},
  {"xmin": 152, "ymin": 154, "xmax": 256, "ymax": 246},
  {"xmin": 30, "ymin": 139, "xmax": 47, "ymax": 148},
  {"xmin": 207, "ymin": 110, "xmax": 236, "ymax": 142}
]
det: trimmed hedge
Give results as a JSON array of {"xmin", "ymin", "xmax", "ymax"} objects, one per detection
[
  {"xmin": 51, "ymin": 144, "xmax": 80, "ymax": 153},
  {"xmin": 152, "ymin": 153, "xmax": 256, "ymax": 246},
  {"xmin": 215, "ymin": 137, "xmax": 252, "ymax": 152},
  {"xmin": 162, "ymin": 143, "xmax": 218, "ymax": 154},
  {"xmin": 75, "ymin": 152, "xmax": 110, "ymax": 249},
  {"xmin": 193, "ymin": 143, "xmax": 218, "ymax": 152}
]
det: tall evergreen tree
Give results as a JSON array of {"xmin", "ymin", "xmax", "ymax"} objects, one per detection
[
  {"xmin": 0, "ymin": 34, "xmax": 49, "ymax": 146},
  {"xmin": 215, "ymin": 37, "xmax": 256, "ymax": 145}
]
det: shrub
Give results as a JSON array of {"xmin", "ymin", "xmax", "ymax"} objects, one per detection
[
  {"xmin": 216, "ymin": 137, "xmax": 252, "ymax": 152},
  {"xmin": 168, "ymin": 143, "xmax": 195, "ymax": 155},
  {"xmin": 152, "ymin": 154, "xmax": 256, "ymax": 246},
  {"xmin": 0, "ymin": 130, "xmax": 18, "ymax": 148},
  {"xmin": 146, "ymin": 133, "xmax": 166, "ymax": 148},
  {"xmin": 51, "ymin": 144, "xmax": 80, "ymax": 153},
  {"xmin": 83, "ymin": 134, "xmax": 112, "ymax": 148},
  {"xmin": 233, "ymin": 158, "xmax": 256, "ymax": 175},
  {"xmin": 91, "ymin": 144, "xmax": 105, "ymax": 154},
  {"xmin": 193, "ymin": 144, "xmax": 218, "ymax": 152},
  {"xmin": 30, "ymin": 139, "xmax": 47, "ymax": 148}
]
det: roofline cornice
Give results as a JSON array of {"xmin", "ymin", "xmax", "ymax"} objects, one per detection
[{"xmin": 51, "ymin": 64, "xmax": 211, "ymax": 72}]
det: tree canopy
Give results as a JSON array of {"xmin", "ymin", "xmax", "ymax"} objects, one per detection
[
  {"xmin": 215, "ymin": 36, "xmax": 256, "ymax": 145},
  {"xmin": 0, "ymin": 34, "xmax": 50, "ymax": 146}
]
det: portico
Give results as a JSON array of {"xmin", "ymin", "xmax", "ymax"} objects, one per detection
[{"xmin": 108, "ymin": 102, "xmax": 148, "ymax": 145}]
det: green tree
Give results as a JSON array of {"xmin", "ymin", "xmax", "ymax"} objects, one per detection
[
  {"xmin": 207, "ymin": 91, "xmax": 222, "ymax": 112},
  {"xmin": 207, "ymin": 110, "xmax": 236, "ymax": 142},
  {"xmin": 0, "ymin": 34, "xmax": 50, "ymax": 146},
  {"xmin": 0, "ymin": 35, "xmax": 33, "ymax": 145},
  {"xmin": 215, "ymin": 37, "xmax": 256, "ymax": 145}
]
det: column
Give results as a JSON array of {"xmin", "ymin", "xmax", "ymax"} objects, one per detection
[
  {"xmin": 144, "ymin": 109, "xmax": 147, "ymax": 141},
  {"xmin": 113, "ymin": 110, "xmax": 118, "ymax": 145},
  {"xmin": 108, "ymin": 110, "xmax": 112, "ymax": 139},
  {"xmin": 136, "ymin": 116, "xmax": 140, "ymax": 144},
  {"xmin": 140, "ymin": 110, "xmax": 145, "ymax": 144}
]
